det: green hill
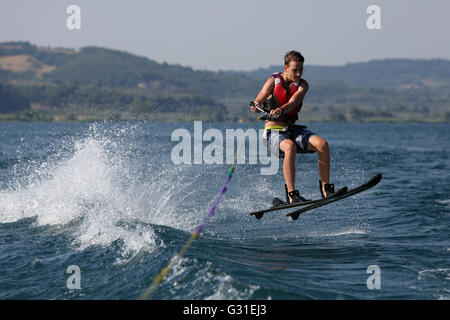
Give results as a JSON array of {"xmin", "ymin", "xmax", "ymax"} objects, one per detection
[
  {"xmin": 0, "ymin": 42, "xmax": 259, "ymax": 97},
  {"xmin": 0, "ymin": 41, "xmax": 449, "ymax": 122},
  {"xmin": 234, "ymin": 59, "xmax": 450, "ymax": 89}
]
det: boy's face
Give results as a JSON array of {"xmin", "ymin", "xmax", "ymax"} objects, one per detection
[{"xmin": 284, "ymin": 61, "xmax": 303, "ymax": 83}]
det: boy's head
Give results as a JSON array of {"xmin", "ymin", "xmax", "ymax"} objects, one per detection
[
  {"xmin": 283, "ymin": 50, "xmax": 304, "ymax": 82},
  {"xmin": 284, "ymin": 50, "xmax": 304, "ymax": 66}
]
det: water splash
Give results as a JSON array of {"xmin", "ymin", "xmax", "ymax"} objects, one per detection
[{"xmin": 0, "ymin": 124, "xmax": 172, "ymax": 257}]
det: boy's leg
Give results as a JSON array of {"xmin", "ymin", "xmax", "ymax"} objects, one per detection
[
  {"xmin": 307, "ymin": 135, "xmax": 330, "ymax": 194},
  {"xmin": 280, "ymin": 139, "xmax": 297, "ymax": 193}
]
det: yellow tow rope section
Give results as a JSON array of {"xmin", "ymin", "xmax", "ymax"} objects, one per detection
[{"xmin": 139, "ymin": 117, "xmax": 262, "ymax": 300}]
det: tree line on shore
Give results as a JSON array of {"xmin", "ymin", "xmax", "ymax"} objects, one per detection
[{"xmin": 0, "ymin": 42, "xmax": 448, "ymax": 122}]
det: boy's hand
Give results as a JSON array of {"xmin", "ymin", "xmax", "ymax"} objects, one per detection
[
  {"xmin": 270, "ymin": 107, "xmax": 284, "ymax": 117},
  {"xmin": 249, "ymin": 101, "xmax": 262, "ymax": 113}
]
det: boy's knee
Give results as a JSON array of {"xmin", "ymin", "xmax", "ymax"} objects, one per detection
[
  {"xmin": 310, "ymin": 136, "xmax": 329, "ymax": 152},
  {"xmin": 319, "ymin": 139, "xmax": 329, "ymax": 151},
  {"xmin": 281, "ymin": 140, "xmax": 296, "ymax": 154}
]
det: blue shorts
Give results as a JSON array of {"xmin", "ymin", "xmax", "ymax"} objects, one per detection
[{"xmin": 263, "ymin": 125, "xmax": 316, "ymax": 158}]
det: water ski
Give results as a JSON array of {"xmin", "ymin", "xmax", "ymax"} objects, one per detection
[
  {"xmin": 250, "ymin": 173, "xmax": 382, "ymax": 220},
  {"xmin": 286, "ymin": 173, "xmax": 382, "ymax": 220},
  {"xmin": 250, "ymin": 187, "xmax": 348, "ymax": 219}
]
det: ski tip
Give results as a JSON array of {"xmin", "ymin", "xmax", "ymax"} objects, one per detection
[
  {"xmin": 254, "ymin": 212, "xmax": 264, "ymax": 219},
  {"xmin": 288, "ymin": 212, "xmax": 299, "ymax": 220},
  {"xmin": 373, "ymin": 173, "xmax": 383, "ymax": 184}
]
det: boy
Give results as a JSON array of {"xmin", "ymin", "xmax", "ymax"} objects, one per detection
[{"xmin": 250, "ymin": 50, "xmax": 336, "ymax": 203}]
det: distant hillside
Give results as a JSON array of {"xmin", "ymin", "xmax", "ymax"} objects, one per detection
[
  {"xmin": 0, "ymin": 42, "xmax": 259, "ymax": 97},
  {"xmin": 0, "ymin": 41, "xmax": 449, "ymax": 122},
  {"xmin": 0, "ymin": 41, "xmax": 259, "ymax": 121},
  {"xmin": 236, "ymin": 59, "xmax": 450, "ymax": 89}
]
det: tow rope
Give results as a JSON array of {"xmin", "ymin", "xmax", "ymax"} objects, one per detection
[{"xmin": 139, "ymin": 116, "xmax": 262, "ymax": 299}]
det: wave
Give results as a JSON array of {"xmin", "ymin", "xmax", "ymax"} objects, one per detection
[
  {"xmin": 308, "ymin": 228, "xmax": 367, "ymax": 238},
  {"xmin": 418, "ymin": 268, "xmax": 450, "ymax": 281},
  {"xmin": 0, "ymin": 123, "xmax": 200, "ymax": 257},
  {"xmin": 159, "ymin": 257, "xmax": 259, "ymax": 299},
  {"xmin": 436, "ymin": 199, "xmax": 450, "ymax": 208}
]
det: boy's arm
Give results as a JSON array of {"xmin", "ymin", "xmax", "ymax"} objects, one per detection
[{"xmin": 250, "ymin": 77, "xmax": 275, "ymax": 113}]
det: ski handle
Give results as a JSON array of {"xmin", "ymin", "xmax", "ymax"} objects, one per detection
[
  {"xmin": 249, "ymin": 101, "xmax": 269, "ymax": 114},
  {"xmin": 250, "ymin": 101, "xmax": 288, "ymax": 122}
]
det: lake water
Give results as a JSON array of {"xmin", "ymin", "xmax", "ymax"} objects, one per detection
[{"xmin": 0, "ymin": 121, "xmax": 448, "ymax": 299}]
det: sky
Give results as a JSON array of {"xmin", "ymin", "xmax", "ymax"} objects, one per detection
[{"xmin": 0, "ymin": 0, "xmax": 449, "ymax": 71}]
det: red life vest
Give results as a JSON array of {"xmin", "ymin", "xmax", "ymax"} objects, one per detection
[{"xmin": 272, "ymin": 72, "xmax": 302, "ymax": 122}]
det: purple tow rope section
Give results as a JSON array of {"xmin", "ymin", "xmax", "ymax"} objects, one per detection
[
  {"xmin": 195, "ymin": 167, "xmax": 234, "ymax": 235},
  {"xmin": 139, "ymin": 117, "xmax": 261, "ymax": 300}
]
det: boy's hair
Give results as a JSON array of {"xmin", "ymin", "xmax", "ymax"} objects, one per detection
[{"xmin": 284, "ymin": 50, "xmax": 304, "ymax": 66}]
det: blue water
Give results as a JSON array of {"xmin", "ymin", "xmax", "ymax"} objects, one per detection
[{"xmin": 0, "ymin": 121, "xmax": 449, "ymax": 300}]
